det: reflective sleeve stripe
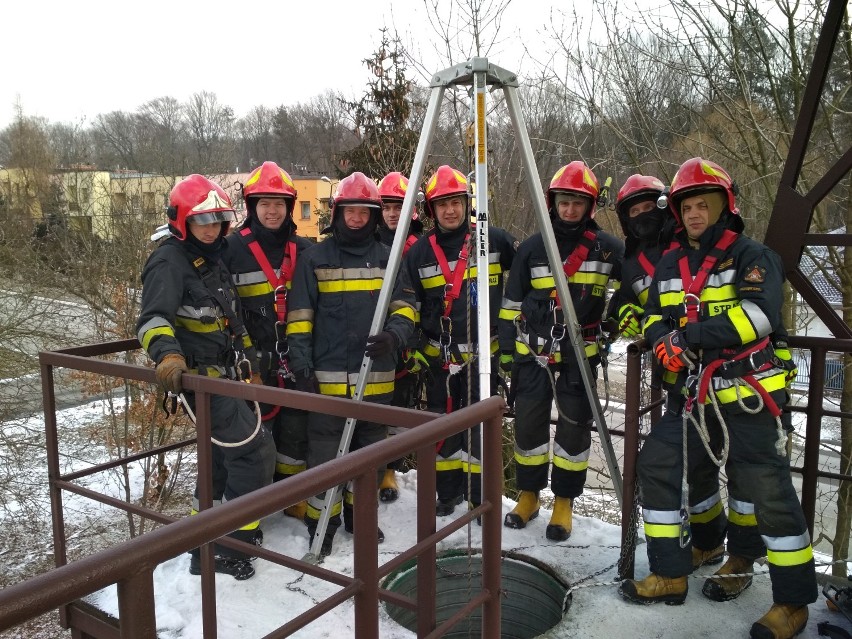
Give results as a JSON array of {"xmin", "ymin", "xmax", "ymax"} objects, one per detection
[
  {"xmin": 138, "ymin": 317, "xmax": 174, "ymax": 343},
  {"xmin": 286, "ymin": 321, "xmax": 313, "ymax": 335},
  {"xmin": 643, "ymin": 314, "xmax": 663, "ymax": 332},
  {"xmin": 727, "ymin": 304, "xmax": 757, "ymax": 343},
  {"xmin": 436, "ymin": 458, "xmax": 464, "ymax": 471},
  {"xmin": 288, "ymin": 309, "xmax": 314, "ymax": 322},
  {"xmin": 390, "ymin": 304, "xmax": 416, "ymax": 322},
  {"xmin": 502, "ymin": 298, "xmax": 522, "ymax": 310},
  {"xmin": 499, "ymin": 308, "xmax": 522, "ymax": 321},
  {"xmin": 140, "ymin": 325, "xmax": 175, "ymax": 351},
  {"xmin": 318, "ymin": 278, "xmax": 384, "ymax": 293}
]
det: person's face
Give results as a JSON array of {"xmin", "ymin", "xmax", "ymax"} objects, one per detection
[
  {"xmin": 556, "ymin": 194, "xmax": 591, "ymax": 222},
  {"xmin": 254, "ymin": 197, "xmax": 289, "ymax": 230},
  {"xmin": 343, "ymin": 206, "xmax": 372, "ymax": 230},
  {"xmin": 382, "ymin": 201, "xmax": 403, "ymax": 230},
  {"xmin": 628, "ymin": 200, "xmax": 656, "ymax": 218},
  {"xmin": 681, "ymin": 194, "xmax": 711, "ymax": 239},
  {"xmin": 433, "ymin": 196, "xmax": 465, "ymax": 230},
  {"xmin": 188, "ymin": 221, "xmax": 222, "ymax": 244}
]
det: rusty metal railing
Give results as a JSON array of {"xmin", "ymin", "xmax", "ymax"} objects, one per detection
[
  {"xmin": 619, "ymin": 335, "xmax": 852, "ymax": 579},
  {"xmin": 0, "ymin": 339, "xmax": 506, "ymax": 638}
]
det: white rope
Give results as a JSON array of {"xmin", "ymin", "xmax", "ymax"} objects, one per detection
[{"xmin": 175, "ymin": 391, "xmax": 263, "ymax": 448}]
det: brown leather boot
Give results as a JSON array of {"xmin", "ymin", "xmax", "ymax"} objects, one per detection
[
  {"xmin": 702, "ymin": 554, "xmax": 754, "ymax": 601},
  {"xmin": 283, "ymin": 500, "xmax": 307, "ymax": 521},
  {"xmin": 692, "ymin": 544, "xmax": 725, "ymax": 569},
  {"xmin": 619, "ymin": 573, "xmax": 688, "ymax": 605},
  {"xmin": 749, "ymin": 603, "xmax": 809, "ymax": 639},
  {"xmin": 379, "ymin": 468, "xmax": 400, "ymax": 503},
  {"xmin": 545, "ymin": 497, "xmax": 573, "ymax": 541},
  {"xmin": 504, "ymin": 491, "xmax": 540, "ymax": 529}
]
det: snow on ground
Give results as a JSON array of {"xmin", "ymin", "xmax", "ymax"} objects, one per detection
[{"xmin": 88, "ymin": 471, "xmax": 845, "ymax": 638}]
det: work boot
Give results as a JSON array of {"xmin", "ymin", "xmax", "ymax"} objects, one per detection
[
  {"xmin": 545, "ymin": 497, "xmax": 573, "ymax": 541},
  {"xmin": 702, "ymin": 554, "xmax": 754, "ymax": 602},
  {"xmin": 692, "ymin": 544, "xmax": 725, "ymax": 569},
  {"xmin": 436, "ymin": 494, "xmax": 464, "ymax": 517},
  {"xmin": 343, "ymin": 504, "xmax": 385, "ymax": 543},
  {"xmin": 749, "ymin": 603, "xmax": 809, "ymax": 639},
  {"xmin": 379, "ymin": 468, "xmax": 400, "ymax": 502},
  {"xmin": 504, "ymin": 491, "xmax": 540, "ymax": 529},
  {"xmin": 189, "ymin": 553, "xmax": 255, "ymax": 580},
  {"xmin": 283, "ymin": 500, "xmax": 308, "ymax": 521},
  {"xmin": 619, "ymin": 573, "xmax": 688, "ymax": 605},
  {"xmin": 305, "ymin": 519, "xmax": 336, "ymax": 558}
]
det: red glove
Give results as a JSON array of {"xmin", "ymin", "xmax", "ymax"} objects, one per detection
[{"xmin": 654, "ymin": 331, "xmax": 698, "ymax": 372}]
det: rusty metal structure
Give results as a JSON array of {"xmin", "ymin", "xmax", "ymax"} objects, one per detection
[{"xmin": 0, "ymin": 338, "xmax": 506, "ymax": 638}]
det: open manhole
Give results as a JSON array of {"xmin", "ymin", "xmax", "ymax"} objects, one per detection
[{"xmin": 382, "ymin": 549, "xmax": 571, "ymax": 638}]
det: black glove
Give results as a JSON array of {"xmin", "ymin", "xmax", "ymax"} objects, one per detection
[
  {"xmin": 365, "ymin": 331, "xmax": 399, "ymax": 358},
  {"xmin": 294, "ymin": 369, "xmax": 319, "ymax": 394}
]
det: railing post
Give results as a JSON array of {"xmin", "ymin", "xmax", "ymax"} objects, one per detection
[
  {"xmin": 802, "ymin": 346, "xmax": 826, "ymax": 537},
  {"xmin": 620, "ymin": 343, "xmax": 643, "ymax": 579},
  {"xmin": 480, "ymin": 413, "xmax": 503, "ymax": 639},
  {"xmin": 117, "ymin": 568, "xmax": 157, "ymax": 639},
  {"xmin": 416, "ymin": 443, "xmax": 437, "ymax": 638},
  {"xmin": 353, "ymin": 471, "xmax": 379, "ymax": 638},
  {"xmin": 194, "ymin": 390, "xmax": 218, "ymax": 639}
]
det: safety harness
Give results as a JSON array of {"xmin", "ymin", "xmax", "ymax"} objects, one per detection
[{"xmin": 239, "ymin": 227, "xmax": 297, "ymax": 419}]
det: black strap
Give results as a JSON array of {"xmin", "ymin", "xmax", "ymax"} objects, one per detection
[{"xmin": 189, "ymin": 255, "xmax": 252, "ymax": 345}]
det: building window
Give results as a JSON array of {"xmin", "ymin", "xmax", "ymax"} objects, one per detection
[{"xmin": 300, "ymin": 201, "xmax": 311, "ymax": 220}]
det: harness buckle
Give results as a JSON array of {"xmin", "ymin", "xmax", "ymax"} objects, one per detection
[
  {"xmin": 235, "ymin": 353, "xmax": 252, "ymax": 381},
  {"xmin": 534, "ymin": 355, "xmax": 550, "ymax": 368},
  {"xmin": 550, "ymin": 323, "xmax": 567, "ymax": 343},
  {"xmin": 678, "ymin": 508, "xmax": 692, "ymax": 548},
  {"xmin": 683, "ymin": 293, "xmax": 701, "ymax": 321},
  {"xmin": 448, "ymin": 363, "xmax": 463, "ymax": 376}
]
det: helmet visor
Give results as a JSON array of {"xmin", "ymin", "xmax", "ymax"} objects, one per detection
[{"xmin": 187, "ymin": 210, "xmax": 236, "ymax": 225}]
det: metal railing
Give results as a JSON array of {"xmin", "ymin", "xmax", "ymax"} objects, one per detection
[
  {"xmin": 0, "ymin": 339, "xmax": 507, "ymax": 638},
  {"xmin": 619, "ymin": 335, "xmax": 852, "ymax": 579}
]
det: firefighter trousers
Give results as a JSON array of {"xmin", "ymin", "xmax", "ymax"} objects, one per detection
[
  {"xmin": 511, "ymin": 361, "xmax": 595, "ymax": 499},
  {"xmin": 637, "ymin": 399, "xmax": 817, "ymax": 605}
]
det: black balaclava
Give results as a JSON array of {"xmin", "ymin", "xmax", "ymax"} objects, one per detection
[
  {"xmin": 249, "ymin": 213, "xmax": 295, "ymax": 252},
  {"xmin": 184, "ymin": 224, "xmax": 227, "ymax": 257},
  {"xmin": 628, "ymin": 209, "xmax": 666, "ymax": 241},
  {"xmin": 333, "ymin": 207, "xmax": 380, "ymax": 246}
]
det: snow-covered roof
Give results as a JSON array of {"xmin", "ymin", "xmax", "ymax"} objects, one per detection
[{"xmin": 799, "ymin": 227, "xmax": 844, "ymax": 306}]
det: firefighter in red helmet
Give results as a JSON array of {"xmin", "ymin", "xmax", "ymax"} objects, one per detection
[
  {"xmin": 498, "ymin": 161, "xmax": 624, "ymax": 541},
  {"xmin": 286, "ymin": 171, "xmax": 416, "ymax": 556},
  {"xmin": 137, "ymin": 174, "xmax": 276, "ymax": 581},
  {"xmin": 223, "ymin": 162, "xmax": 314, "ymax": 522},
  {"xmin": 375, "ymin": 171, "xmax": 424, "ymax": 503},
  {"xmin": 619, "ymin": 158, "xmax": 816, "ymax": 639},
  {"xmin": 403, "ymin": 164, "xmax": 516, "ymax": 518}
]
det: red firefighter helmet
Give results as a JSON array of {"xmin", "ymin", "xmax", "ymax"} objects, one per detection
[
  {"xmin": 423, "ymin": 165, "xmax": 468, "ymax": 217},
  {"xmin": 242, "ymin": 161, "xmax": 297, "ymax": 218},
  {"xmin": 167, "ymin": 174, "xmax": 235, "ymax": 241},
  {"xmin": 378, "ymin": 172, "xmax": 409, "ymax": 201},
  {"xmin": 547, "ymin": 161, "xmax": 599, "ymax": 213},
  {"xmin": 668, "ymin": 157, "xmax": 738, "ymax": 224},
  {"xmin": 615, "ymin": 174, "xmax": 666, "ymax": 236},
  {"xmin": 329, "ymin": 172, "xmax": 381, "ymax": 226}
]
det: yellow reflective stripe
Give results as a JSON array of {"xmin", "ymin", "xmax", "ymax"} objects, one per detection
[
  {"xmin": 643, "ymin": 314, "xmax": 663, "ymax": 332},
  {"xmin": 570, "ymin": 272, "xmax": 609, "ymax": 286},
  {"xmin": 728, "ymin": 304, "xmax": 757, "ymax": 343},
  {"xmin": 141, "ymin": 326, "xmax": 174, "ymax": 351},
  {"xmin": 287, "ymin": 320, "xmax": 313, "ymax": 335},
  {"xmin": 423, "ymin": 342, "xmax": 441, "ymax": 358},
  {"xmin": 500, "ymin": 308, "xmax": 522, "ymax": 321},
  {"xmin": 514, "ymin": 451, "xmax": 549, "ymax": 466},
  {"xmin": 713, "ymin": 371, "xmax": 786, "ymax": 404},
  {"xmin": 659, "ymin": 291, "xmax": 684, "ymax": 307},
  {"xmin": 318, "ymin": 381, "xmax": 394, "ymax": 396},
  {"xmin": 700, "ymin": 284, "xmax": 737, "ymax": 303},
  {"xmin": 638, "ymin": 289, "xmax": 649, "ymax": 306},
  {"xmin": 306, "ymin": 501, "xmax": 342, "ymax": 519},
  {"xmin": 238, "ymin": 519, "xmax": 260, "ymax": 531},
  {"xmin": 175, "ymin": 317, "xmax": 228, "ymax": 333},
  {"xmin": 421, "ymin": 274, "xmax": 446, "ymax": 289},
  {"xmin": 436, "ymin": 459, "xmax": 463, "ymax": 471},
  {"xmin": 236, "ymin": 282, "xmax": 273, "ymax": 297},
  {"xmin": 689, "ymin": 500, "xmax": 723, "ymax": 524},
  {"xmin": 318, "ymin": 278, "xmax": 383, "ymax": 293},
  {"xmin": 728, "ymin": 510, "xmax": 758, "ymax": 527},
  {"xmin": 767, "ymin": 546, "xmax": 813, "ymax": 567},
  {"xmin": 241, "ymin": 335, "xmax": 252, "ymax": 349},
  {"xmin": 276, "ymin": 462, "xmax": 306, "ymax": 475},
  {"xmin": 462, "ymin": 461, "xmax": 481, "ymax": 474},
  {"xmin": 553, "ymin": 456, "xmax": 589, "ymax": 472},
  {"xmin": 391, "ymin": 306, "xmax": 416, "ymax": 322},
  {"xmin": 644, "ymin": 522, "xmax": 682, "ymax": 538},
  {"xmin": 532, "ymin": 276, "xmax": 555, "ymax": 289}
]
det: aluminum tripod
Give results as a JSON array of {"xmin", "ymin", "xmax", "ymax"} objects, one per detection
[{"xmin": 305, "ymin": 57, "xmax": 622, "ymax": 563}]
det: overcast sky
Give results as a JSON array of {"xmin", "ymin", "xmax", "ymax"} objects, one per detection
[{"xmin": 0, "ymin": 0, "xmax": 579, "ymax": 129}]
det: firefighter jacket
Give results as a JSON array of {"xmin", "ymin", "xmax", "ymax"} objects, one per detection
[
  {"xmin": 137, "ymin": 237, "xmax": 254, "ymax": 375},
  {"xmin": 224, "ymin": 218, "xmax": 313, "ymax": 382},
  {"xmin": 643, "ymin": 219, "xmax": 789, "ymax": 410},
  {"xmin": 498, "ymin": 220, "xmax": 624, "ymax": 365},
  {"xmin": 286, "ymin": 234, "xmax": 416, "ymax": 403},
  {"xmin": 403, "ymin": 222, "xmax": 516, "ymax": 364}
]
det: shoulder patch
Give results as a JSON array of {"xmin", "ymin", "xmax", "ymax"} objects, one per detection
[
  {"xmin": 743, "ymin": 265, "xmax": 766, "ymax": 283},
  {"xmin": 717, "ymin": 258, "xmax": 733, "ymax": 271}
]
